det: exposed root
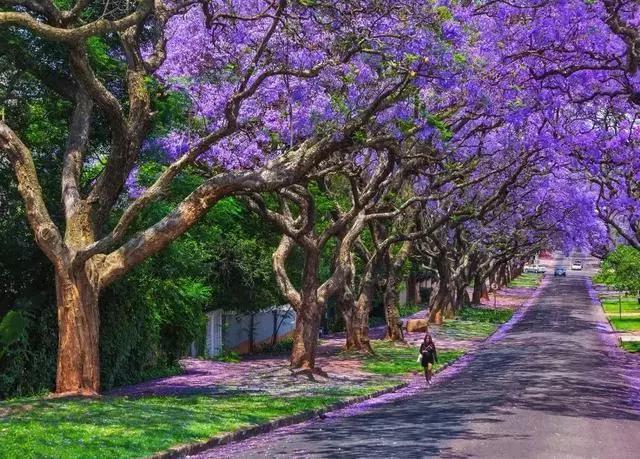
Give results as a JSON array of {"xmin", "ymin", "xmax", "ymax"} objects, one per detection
[
  {"xmin": 343, "ymin": 343, "xmax": 376, "ymax": 356},
  {"xmin": 48, "ymin": 389, "xmax": 101, "ymax": 399},
  {"xmin": 290, "ymin": 366, "xmax": 329, "ymax": 380}
]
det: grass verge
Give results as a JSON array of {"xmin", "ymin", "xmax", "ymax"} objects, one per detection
[
  {"xmin": 621, "ymin": 341, "xmax": 640, "ymax": 353},
  {"xmin": 609, "ymin": 317, "xmax": 640, "ymax": 332},
  {"xmin": 458, "ymin": 307, "xmax": 514, "ymax": 323},
  {"xmin": 508, "ymin": 272, "xmax": 542, "ymax": 288},
  {"xmin": 0, "ymin": 302, "xmax": 513, "ymax": 458},
  {"xmin": 358, "ymin": 341, "xmax": 463, "ymax": 377},
  {"xmin": 0, "ymin": 393, "xmax": 349, "ymax": 458},
  {"xmin": 440, "ymin": 307, "xmax": 514, "ymax": 339},
  {"xmin": 397, "ymin": 303, "xmax": 424, "ymax": 318},
  {"xmin": 601, "ymin": 295, "xmax": 640, "ymax": 315}
]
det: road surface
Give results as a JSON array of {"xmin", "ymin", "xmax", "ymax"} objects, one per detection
[{"xmin": 197, "ymin": 257, "xmax": 640, "ymax": 458}]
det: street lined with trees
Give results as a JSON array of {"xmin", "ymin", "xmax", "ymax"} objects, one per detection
[{"xmin": 0, "ymin": 4, "xmax": 639, "ymax": 454}]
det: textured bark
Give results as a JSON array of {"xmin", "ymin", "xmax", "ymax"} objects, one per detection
[
  {"xmin": 428, "ymin": 255, "xmax": 454, "ymax": 323},
  {"xmin": 1, "ymin": 1, "xmax": 408, "ymax": 394},
  {"xmin": 443, "ymin": 298, "xmax": 456, "ymax": 319},
  {"xmin": 383, "ymin": 285, "xmax": 404, "ymax": 341},
  {"xmin": 273, "ymin": 239, "xmax": 326, "ymax": 370},
  {"xmin": 406, "ymin": 271, "xmax": 418, "ymax": 304},
  {"xmin": 55, "ymin": 266, "xmax": 100, "ymax": 395},
  {"xmin": 488, "ymin": 271, "xmax": 497, "ymax": 292},
  {"xmin": 382, "ymin": 240, "xmax": 412, "ymax": 341},
  {"xmin": 455, "ymin": 284, "xmax": 470, "ymax": 310},
  {"xmin": 481, "ymin": 280, "xmax": 490, "ymax": 300},
  {"xmin": 268, "ymin": 206, "xmax": 369, "ymax": 370},
  {"xmin": 342, "ymin": 283, "xmax": 374, "ymax": 352},
  {"xmin": 497, "ymin": 264, "xmax": 508, "ymax": 288},
  {"xmin": 341, "ymin": 234, "xmax": 378, "ymax": 352},
  {"xmin": 290, "ymin": 295, "xmax": 323, "ymax": 370},
  {"xmin": 472, "ymin": 274, "xmax": 485, "ymax": 304},
  {"xmin": 0, "ymin": 121, "xmax": 102, "ymax": 394},
  {"xmin": 0, "ymin": 1, "xmax": 153, "ymax": 43}
]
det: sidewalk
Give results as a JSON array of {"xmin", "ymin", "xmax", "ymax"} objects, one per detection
[{"xmin": 593, "ymin": 285, "xmax": 640, "ymax": 344}]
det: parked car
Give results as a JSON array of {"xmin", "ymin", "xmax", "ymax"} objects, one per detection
[
  {"xmin": 524, "ymin": 264, "xmax": 547, "ymax": 273},
  {"xmin": 571, "ymin": 260, "xmax": 583, "ymax": 270},
  {"xmin": 554, "ymin": 267, "xmax": 566, "ymax": 276}
]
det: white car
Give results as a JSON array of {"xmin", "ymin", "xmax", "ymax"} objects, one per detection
[
  {"xmin": 524, "ymin": 265, "xmax": 546, "ymax": 273},
  {"xmin": 571, "ymin": 261, "xmax": 583, "ymax": 270}
]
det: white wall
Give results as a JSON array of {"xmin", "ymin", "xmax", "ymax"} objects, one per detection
[{"xmin": 204, "ymin": 306, "xmax": 296, "ymax": 357}]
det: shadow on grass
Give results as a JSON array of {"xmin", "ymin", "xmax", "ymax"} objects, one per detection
[
  {"xmin": 204, "ymin": 275, "xmax": 640, "ymax": 458},
  {"xmin": 0, "ymin": 393, "xmax": 343, "ymax": 458}
]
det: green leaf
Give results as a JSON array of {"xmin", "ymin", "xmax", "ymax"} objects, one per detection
[{"xmin": 0, "ymin": 311, "xmax": 28, "ymax": 355}]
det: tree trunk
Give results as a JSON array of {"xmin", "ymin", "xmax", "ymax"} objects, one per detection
[
  {"xmin": 382, "ymin": 240, "xmax": 412, "ymax": 342},
  {"xmin": 429, "ymin": 253, "xmax": 454, "ymax": 323},
  {"xmin": 429, "ymin": 281, "xmax": 456, "ymax": 321},
  {"xmin": 271, "ymin": 310, "xmax": 278, "ymax": 347},
  {"xmin": 456, "ymin": 284, "xmax": 470, "ymax": 310},
  {"xmin": 481, "ymin": 280, "xmax": 490, "ymax": 301},
  {"xmin": 498, "ymin": 264, "xmax": 508, "ymax": 288},
  {"xmin": 443, "ymin": 296, "xmax": 456, "ymax": 319},
  {"xmin": 514, "ymin": 264, "xmax": 523, "ymax": 278},
  {"xmin": 383, "ymin": 286, "xmax": 404, "ymax": 341},
  {"xmin": 273, "ymin": 239, "xmax": 325, "ymax": 372},
  {"xmin": 505, "ymin": 264, "xmax": 513, "ymax": 284},
  {"xmin": 55, "ymin": 266, "xmax": 100, "ymax": 395},
  {"xmin": 406, "ymin": 271, "xmax": 418, "ymax": 305},
  {"xmin": 488, "ymin": 271, "xmax": 497, "ymax": 292},
  {"xmin": 290, "ymin": 297, "xmax": 322, "ymax": 370},
  {"xmin": 472, "ymin": 274, "xmax": 484, "ymax": 304},
  {"xmin": 341, "ymin": 286, "xmax": 374, "ymax": 353}
]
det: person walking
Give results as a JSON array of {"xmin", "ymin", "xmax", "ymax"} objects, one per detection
[{"xmin": 419, "ymin": 333, "xmax": 438, "ymax": 385}]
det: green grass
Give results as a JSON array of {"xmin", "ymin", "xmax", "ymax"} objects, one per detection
[
  {"xmin": 621, "ymin": 341, "xmax": 640, "ymax": 353},
  {"xmin": 441, "ymin": 320, "xmax": 498, "ymax": 338},
  {"xmin": 609, "ymin": 317, "xmax": 640, "ymax": 332},
  {"xmin": 439, "ymin": 307, "xmax": 514, "ymax": 340},
  {"xmin": 508, "ymin": 272, "xmax": 542, "ymax": 288},
  {"xmin": 0, "ymin": 300, "xmax": 510, "ymax": 458},
  {"xmin": 357, "ymin": 341, "xmax": 463, "ymax": 377},
  {"xmin": 458, "ymin": 307, "xmax": 513, "ymax": 323},
  {"xmin": 397, "ymin": 303, "xmax": 424, "ymax": 318},
  {"xmin": 601, "ymin": 295, "xmax": 640, "ymax": 315},
  {"xmin": 0, "ymin": 393, "xmax": 345, "ymax": 458},
  {"xmin": 213, "ymin": 349, "xmax": 241, "ymax": 362}
]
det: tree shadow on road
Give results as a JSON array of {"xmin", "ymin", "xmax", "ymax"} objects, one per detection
[{"xmin": 214, "ymin": 277, "xmax": 640, "ymax": 458}]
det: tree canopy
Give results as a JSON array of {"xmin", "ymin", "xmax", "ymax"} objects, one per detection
[{"xmin": 0, "ymin": 0, "xmax": 638, "ymax": 395}]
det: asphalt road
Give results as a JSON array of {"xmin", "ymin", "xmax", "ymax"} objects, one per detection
[{"xmin": 198, "ymin": 257, "xmax": 640, "ymax": 458}]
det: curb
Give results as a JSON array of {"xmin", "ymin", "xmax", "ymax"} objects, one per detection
[
  {"xmin": 151, "ymin": 278, "xmax": 545, "ymax": 459},
  {"xmin": 586, "ymin": 279, "xmax": 623, "ymax": 347},
  {"xmin": 150, "ymin": 382, "xmax": 408, "ymax": 459}
]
